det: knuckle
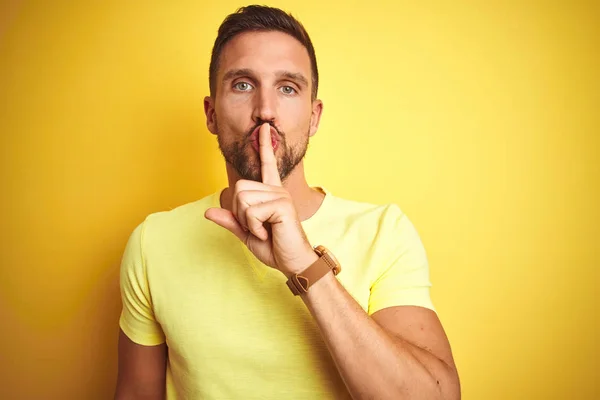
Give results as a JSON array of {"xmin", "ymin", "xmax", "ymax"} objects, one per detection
[
  {"xmin": 237, "ymin": 190, "xmax": 248, "ymax": 204},
  {"xmin": 235, "ymin": 180, "xmax": 247, "ymax": 192},
  {"xmin": 248, "ymin": 219, "xmax": 262, "ymax": 236},
  {"xmin": 248, "ymin": 215, "xmax": 261, "ymax": 229}
]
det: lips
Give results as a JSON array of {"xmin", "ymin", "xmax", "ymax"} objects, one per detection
[{"xmin": 249, "ymin": 125, "xmax": 279, "ymax": 152}]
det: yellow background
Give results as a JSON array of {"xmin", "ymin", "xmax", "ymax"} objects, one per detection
[{"xmin": 1, "ymin": 1, "xmax": 598, "ymax": 399}]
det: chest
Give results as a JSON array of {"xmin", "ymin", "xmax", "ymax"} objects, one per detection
[{"xmin": 147, "ymin": 237, "xmax": 372, "ymax": 369}]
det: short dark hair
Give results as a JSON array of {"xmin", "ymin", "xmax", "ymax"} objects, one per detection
[{"xmin": 209, "ymin": 5, "xmax": 319, "ymax": 100}]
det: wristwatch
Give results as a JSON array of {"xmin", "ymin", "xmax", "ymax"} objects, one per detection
[{"xmin": 286, "ymin": 245, "xmax": 342, "ymax": 295}]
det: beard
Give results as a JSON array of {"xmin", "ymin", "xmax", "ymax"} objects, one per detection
[{"xmin": 216, "ymin": 118, "xmax": 309, "ymax": 182}]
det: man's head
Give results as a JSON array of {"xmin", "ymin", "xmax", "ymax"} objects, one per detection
[{"xmin": 204, "ymin": 5, "xmax": 323, "ymax": 182}]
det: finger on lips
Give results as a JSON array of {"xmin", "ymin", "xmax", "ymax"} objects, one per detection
[
  {"xmin": 259, "ymin": 123, "xmax": 282, "ymax": 187},
  {"xmin": 226, "ymin": 123, "xmax": 284, "ymax": 239}
]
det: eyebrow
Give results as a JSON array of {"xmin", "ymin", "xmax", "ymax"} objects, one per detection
[
  {"xmin": 276, "ymin": 71, "xmax": 309, "ymax": 87},
  {"xmin": 222, "ymin": 68, "xmax": 309, "ymax": 87},
  {"xmin": 222, "ymin": 68, "xmax": 255, "ymax": 83}
]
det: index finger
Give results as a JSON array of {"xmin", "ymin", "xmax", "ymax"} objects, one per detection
[{"xmin": 259, "ymin": 122, "xmax": 282, "ymax": 186}]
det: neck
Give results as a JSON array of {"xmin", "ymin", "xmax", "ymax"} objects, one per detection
[{"xmin": 220, "ymin": 160, "xmax": 325, "ymax": 221}]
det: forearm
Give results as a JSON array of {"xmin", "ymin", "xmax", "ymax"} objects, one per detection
[{"xmin": 301, "ymin": 273, "xmax": 454, "ymax": 400}]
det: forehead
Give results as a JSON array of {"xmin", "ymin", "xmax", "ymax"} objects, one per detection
[{"xmin": 218, "ymin": 30, "xmax": 311, "ymax": 80}]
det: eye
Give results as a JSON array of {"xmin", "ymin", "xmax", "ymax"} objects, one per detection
[
  {"xmin": 280, "ymin": 86, "xmax": 297, "ymax": 95},
  {"xmin": 233, "ymin": 82, "xmax": 253, "ymax": 91}
]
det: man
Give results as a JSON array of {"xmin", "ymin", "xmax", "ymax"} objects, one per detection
[{"xmin": 115, "ymin": 5, "xmax": 460, "ymax": 400}]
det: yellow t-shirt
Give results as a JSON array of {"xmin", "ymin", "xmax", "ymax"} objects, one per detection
[{"xmin": 119, "ymin": 187, "xmax": 435, "ymax": 399}]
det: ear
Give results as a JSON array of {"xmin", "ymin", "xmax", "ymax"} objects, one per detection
[
  {"xmin": 204, "ymin": 96, "xmax": 218, "ymax": 135},
  {"xmin": 308, "ymin": 99, "xmax": 323, "ymax": 137}
]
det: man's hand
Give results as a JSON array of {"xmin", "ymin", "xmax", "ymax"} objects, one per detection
[{"xmin": 205, "ymin": 123, "xmax": 317, "ymax": 276}]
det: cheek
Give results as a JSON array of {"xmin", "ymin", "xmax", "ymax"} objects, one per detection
[
  {"xmin": 217, "ymin": 101, "xmax": 250, "ymax": 129},
  {"xmin": 280, "ymin": 101, "xmax": 312, "ymax": 131},
  {"xmin": 219, "ymin": 92, "xmax": 252, "ymax": 112}
]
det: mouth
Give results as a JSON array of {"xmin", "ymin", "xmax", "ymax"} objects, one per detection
[{"xmin": 249, "ymin": 125, "xmax": 279, "ymax": 153}]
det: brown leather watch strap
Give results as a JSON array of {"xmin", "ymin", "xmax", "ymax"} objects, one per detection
[{"xmin": 286, "ymin": 247, "xmax": 341, "ymax": 295}]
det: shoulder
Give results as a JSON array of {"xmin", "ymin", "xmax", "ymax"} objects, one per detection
[
  {"xmin": 326, "ymin": 193, "xmax": 408, "ymax": 232},
  {"xmin": 144, "ymin": 191, "xmax": 217, "ymax": 227},
  {"xmin": 324, "ymin": 193, "xmax": 423, "ymax": 257},
  {"xmin": 136, "ymin": 191, "xmax": 223, "ymax": 245}
]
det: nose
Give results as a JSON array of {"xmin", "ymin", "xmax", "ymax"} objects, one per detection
[{"xmin": 252, "ymin": 86, "xmax": 277, "ymax": 124}]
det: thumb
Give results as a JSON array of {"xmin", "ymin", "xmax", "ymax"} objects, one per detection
[{"xmin": 204, "ymin": 207, "xmax": 246, "ymax": 241}]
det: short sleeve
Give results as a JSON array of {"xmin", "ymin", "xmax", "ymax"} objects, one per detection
[
  {"xmin": 118, "ymin": 220, "xmax": 166, "ymax": 345},
  {"xmin": 368, "ymin": 206, "xmax": 436, "ymax": 315}
]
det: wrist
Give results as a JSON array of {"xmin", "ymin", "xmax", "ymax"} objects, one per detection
[{"xmin": 284, "ymin": 245, "xmax": 342, "ymax": 296}]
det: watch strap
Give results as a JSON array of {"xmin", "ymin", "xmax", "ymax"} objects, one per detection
[{"xmin": 286, "ymin": 254, "xmax": 336, "ymax": 296}]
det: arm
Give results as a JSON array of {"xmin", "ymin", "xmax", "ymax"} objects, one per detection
[
  {"xmin": 203, "ymin": 123, "xmax": 458, "ymax": 398},
  {"xmin": 115, "ymin": 329, "xmax": 167, "ymax": 400},
  {"xmin": 116, "ymin": 221, "xmax": 168, "ymax": 399},
  {"xmin": 302, "ymin": 272, "xmax": 460, "ymax": 400}
]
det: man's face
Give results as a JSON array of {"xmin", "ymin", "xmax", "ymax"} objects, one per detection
[{"xmin": 205, "ymin": 30, "xmax": 322, "ymax": 182}]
